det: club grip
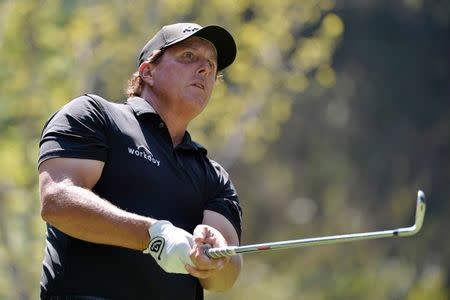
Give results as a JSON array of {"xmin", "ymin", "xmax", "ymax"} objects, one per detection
[{"xmin": 204, "ymin": 246, "xmax": 237, "ymax": 258}]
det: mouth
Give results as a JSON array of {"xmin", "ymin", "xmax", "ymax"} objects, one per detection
[{"xmin": 191, "ymin": 82, "xmax": 205, "ymax": 90}]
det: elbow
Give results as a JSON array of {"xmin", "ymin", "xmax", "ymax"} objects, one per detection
[
  {"xmin": 40, "ymin": 198, "xmax": 56, "ymax": 224},
  {"xmin": 202, "ymin": 255, "xmax": 243, "ymax": 292},
  {"xmin": 40, "ymin": 181, "xmax": 66, "ymax": 224},
  {"xmin": 40, "ymin": 189, "xmax": 57, "ymax": 223},
  {"xmin": 202, "ymin": 277, "xmax": 236, "ymax": 293},
  {"xmin": 201, "ymin": 281, "xmax": 230, "ymax": 293},
  {"xmin": 207, "ymin": 283, "xmax": 234, "ymax": 293}
]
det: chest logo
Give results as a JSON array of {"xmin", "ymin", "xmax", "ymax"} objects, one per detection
[{"xmin": 128, "ymin": 145, "xmax": 161, "ymax": 167}]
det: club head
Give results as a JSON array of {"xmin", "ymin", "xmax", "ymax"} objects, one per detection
[{"xmin": 413, "ymin": 190, "xmax": 426, "ymax": 234}]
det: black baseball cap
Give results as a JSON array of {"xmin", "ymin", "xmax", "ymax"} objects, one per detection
[{"xmin": 138, "ymin": 23, "xmax": 237, "ymax": 71}]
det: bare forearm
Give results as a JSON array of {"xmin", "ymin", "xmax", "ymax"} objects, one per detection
[
  {"xmin": 41, "ymin": 180, "xmax": 154, "ymax": 250},
  {"xmin": 200, "ymin": 255, "xmax": 242, "ymax": 292},
  {"xmin": 196, "ymin": 210, "xmax": 243, "ymax": 291}
]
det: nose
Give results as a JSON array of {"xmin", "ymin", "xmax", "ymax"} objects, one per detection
[{"xmin": 196, "ymin": 59, "xmax": 213, "ymax": 77}]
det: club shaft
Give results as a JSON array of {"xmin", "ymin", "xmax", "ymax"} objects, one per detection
[
  {"xmin": 206, "ymin": 226, "xmax": 417, "ymax": 258},
  {"xmin": 205, "ymin": 190, "xmax": 426, "ymax": 259},
  {"xmin": 207, "ymin": 227, "xmax": 417, "ymax": 258}
]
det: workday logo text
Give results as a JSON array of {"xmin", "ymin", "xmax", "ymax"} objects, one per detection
[{"xmin": 128, "ymin": 145, "xmax": 161, "ymax": 167}]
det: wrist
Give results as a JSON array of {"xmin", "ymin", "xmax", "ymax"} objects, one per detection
[
  {"xmin": 143, "ymin": 220, "xmax": 172, "ymax": 253},
  {"xmin": 142, "ymin": 220, "xmax": 194, "ymax": 274}
]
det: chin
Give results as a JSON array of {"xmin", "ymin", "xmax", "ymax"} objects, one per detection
[
  {"xmin": 177, "ymin": 101, "xmax": 207, "ymax": 119},
  {"xmin": 186, "ymin": 96, "xmax": 209, "ymax": 109}
]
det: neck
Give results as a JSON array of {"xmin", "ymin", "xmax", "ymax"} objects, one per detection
[
  {"xmin": 140, "ymin": 90, "xmax": 190, "ymax": 147},
  {"xmin": 164, "ymin": 114, "xmax": 187, "ymax": 147}
]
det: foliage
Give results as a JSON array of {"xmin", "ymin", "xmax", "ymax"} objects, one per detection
[{"xmin": 0, "ymin": 0, "xmax": 448, "ymax": 299}]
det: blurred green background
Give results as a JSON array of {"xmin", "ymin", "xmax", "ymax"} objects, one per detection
[{"xmin": 0, "ymin": 0, "xmax": 448, "ymax": 299}]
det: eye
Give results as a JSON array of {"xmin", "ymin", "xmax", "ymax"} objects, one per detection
[{"xmin": 183, "ymin": 51, "xmax": 195, "ymax": 60}]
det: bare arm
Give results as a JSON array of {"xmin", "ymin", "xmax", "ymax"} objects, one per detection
[
  {"xmin": 39, "ymin": 157, "xmax": 155, "ymax": 251},
  {"xmin": 187, "ymin": 210, "xmax": 243, "ymax": 292}
]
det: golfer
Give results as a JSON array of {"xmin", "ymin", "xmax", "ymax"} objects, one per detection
[{"xmin": 38, "ymin": 22, "xmax": 243, "ymax": 299}]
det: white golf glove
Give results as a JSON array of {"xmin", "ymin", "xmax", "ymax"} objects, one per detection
[{"xmin": 143, "ymin": 220, "xmax": 194, "ymax": 274}]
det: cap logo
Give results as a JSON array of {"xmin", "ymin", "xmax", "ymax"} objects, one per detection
[{"xmin": 182, "ymin": 25, "xmax": 200, "ymax": 33}]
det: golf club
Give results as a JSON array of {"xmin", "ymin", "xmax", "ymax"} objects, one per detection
[{"xmin": 205, "ymin": 190, "xmax": 426, "ymax": 259}]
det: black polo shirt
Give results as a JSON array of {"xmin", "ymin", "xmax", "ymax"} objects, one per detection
[{"xmin": 38, "ymin": 94, "xmax": 242, "ymax": 300}]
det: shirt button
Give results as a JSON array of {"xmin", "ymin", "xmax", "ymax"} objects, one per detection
[{"xmin": 159, "ymin": 122, "xmax": 165, "ymax": 128}]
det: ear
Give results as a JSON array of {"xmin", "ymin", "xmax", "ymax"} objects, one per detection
[
  {"xmin": 138, "ymin": 50, "xmax": 163, "ymax": 85},
  {"xmin": 138, "ymin": 62, "xmax": 153, "ymax": 84}
]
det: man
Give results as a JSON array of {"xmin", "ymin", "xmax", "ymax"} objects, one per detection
[{"xmin": 38, "ymin": 22, "xmax": 243, "ymax": 299}]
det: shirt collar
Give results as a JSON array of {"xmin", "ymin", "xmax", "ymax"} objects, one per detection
[
  {"xmin": 178, "ymin": 131, "xmax": 207, "ymax": 154},
  {"xmin": 126, "ymin": 97, "xmax": 207, "ymax": 154},
  {"xmin": 126, "ymin": 96, "xmax": 157, "ymax": 116}
]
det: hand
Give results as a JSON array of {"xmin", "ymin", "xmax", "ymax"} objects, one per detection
[
  {"xmin": 144, "ymin": 220, "xmax": 194, "ymax": 274},
  {"xmin": 185, "ymin": 224, "xmax": 230, "ymax": 278}
]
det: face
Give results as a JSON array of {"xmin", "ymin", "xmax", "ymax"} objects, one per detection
[{"xmin": 147, "ymin": 36, "xmax": 218, "ymax": 119}]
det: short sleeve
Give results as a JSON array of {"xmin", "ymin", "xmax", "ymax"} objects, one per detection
[
  {"xmin": 38, "ymin": 95, "xmax": 110, "ymax": 167},
  {"xmin": 205, "ymin": 160, "xmax": 242, "ymax": 242}
]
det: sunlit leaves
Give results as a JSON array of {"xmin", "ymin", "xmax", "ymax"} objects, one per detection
[
  {"xmin": 189, "ymin": 3, "xmax": 344, "ymax": 166},
  {"xmin": 322, "ymin": 13, "xmax": 344, "ymax": 37},
  {"xmin": 315, "ymin": 64, "xmax": 336, "ymax": 87},
  {"xmin": 0, "ymin": 0, "xmax": 339, "ymax": 299}
]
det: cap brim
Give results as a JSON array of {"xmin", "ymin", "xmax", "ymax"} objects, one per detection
[
  {"xmin": 139, "ymin": 24, "xmax": 237, "ymax": 71},
  {"xmin": 192, "ymin": 25, "xmax": 236, "ymax": 71}
]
